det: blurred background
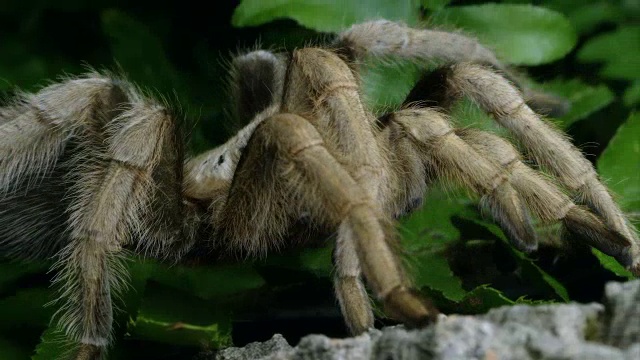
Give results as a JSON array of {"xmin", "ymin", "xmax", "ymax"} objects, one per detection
[{"xmin": 0, "ymin": 0, "xmax": 638, "ymax": 359}]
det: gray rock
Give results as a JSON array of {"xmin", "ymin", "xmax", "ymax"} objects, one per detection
[
  {"xmin": 603, "ymin": 280, "xmax": 640, "ymax": 348},
  {"xmin": 203, "ymin": 280, "xmax": 640, "ymax": 360},
  {"xmin": 292, "ymin": 330, "xmax": 380, "ymax": 360},
  {"xmin": 625, "ymin": 343, "xmax": 640, "ymax": 360},
  {"xmin": 215, "ymin": 334, "xmax": 292, "ymax": 360},
  {"xmin": 481, "ymin": 303, "xmax": 604, "ymax": 344}
]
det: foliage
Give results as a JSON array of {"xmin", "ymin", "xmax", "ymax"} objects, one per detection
[
  {"xmin": 0, "ymin": 0, "xmax": 638, "ymax": 358},
  {"xmin": 430, "ymin": 4, "xmax": 577, "ymax": 65}
]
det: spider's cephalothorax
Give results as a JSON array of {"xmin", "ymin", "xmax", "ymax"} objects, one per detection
[{"xmin": 1, "ymin": 20, "xmax": 638, "ymax": 359}]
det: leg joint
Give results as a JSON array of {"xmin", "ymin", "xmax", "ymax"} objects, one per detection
[
  {"xmin": 256, "ymin": 113, "xmax": 325, "ymax": 155},
  {"xmin": 391, "ymin": 108, "xmax": 454, "ymax": 143}
]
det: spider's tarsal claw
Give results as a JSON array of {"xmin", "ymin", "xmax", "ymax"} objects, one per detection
[
  {"xmin": 335, "ymin": 276, "xmax": 374, "ymax": 335},
  {"xmin": 75, "ymin": 343, "xmax": 102, "ymax": 360},
  {"xmin": 630, "ymin": 263, "xmax": 640, "ymax": 277},
  {"xmin": 481, "ymin": 186, "xmax": 538, "ymax": 254},
  {"xmin": 512, "ymin": 237, "xmax": 539, "ymax": 254},
  {"xmin": 383, "ymin": 286, "xmax": 438, "ymax": 328},
  {"xmin": 563, "ymin": 206, "xmax": 633, "ymax": 266}
]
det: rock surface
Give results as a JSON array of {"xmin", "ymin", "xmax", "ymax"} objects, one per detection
[{"xmin": 199, "ymin": 280, "xmax": 640, "ymax": 360}]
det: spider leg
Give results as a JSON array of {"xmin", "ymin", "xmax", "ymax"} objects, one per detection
[
  {"xmin": 226, "ymin": 50, "xmax": 377, "ymax": 333},
  {"xmin": 461, "ymin": 129, "xmax": 631, "ymax": 260},
  {"xmin": 383, "ymin": 107, "xmax": 631, "ymax": 264},
  {"xmin": 229, "ymin": 50, "xmax": 287, "ymax": 125},
  {"xmin": 283, "ymin": 47, "xmax": 404, "ymax": 333},
  {"xmin": 335, "ymin": 20, "xmax": 569, "ymax": 117},
  {"xmin": 214, "ymin": 113, "xmax": 437, "ymax": 329},
  {"xmin": 0, "ymin": 164, "xmax": 69, "ymax": 259},
  {"xmin": 0, "ymin": 74, "xmax": 193, "ymax": 358},
  {"xmin": 433, "ymin": 64, "xmax": 638, "ymax": 273},
  {"xmin": 0, "ymin": 74, "xmax": 127, "ymax": 194},
  {"xmin": 57, "ymin": 88, "xmax": 188, "ymax": 359},
  {"xmin": 1, "ymin": 75, "xmax": 128, "ymax": 359},
  {"xmin": 182, "ymin": 50, "xmax": 288, "ymax": 204},
  {"xmin": 333, "ymin": 230, "xmax": 374, "ymax": 334},
  {"xmin": 384, "ymin": 108, "xmax": 537, "ymax": 252},
  {"xmin": 283, "ymin": 48, "xmax": 391, "ymax": 201},
  {"xmin": 336, "ymin": 20, "xmax": 505, "ymax": 72}
]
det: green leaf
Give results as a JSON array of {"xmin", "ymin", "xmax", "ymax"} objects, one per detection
[
  {"xmin": 256, "ymin": 245, "xmax": 335, "ymax": 281},
  {"xmin": 32, "ymin": 327, "xmax": 68, "ymax": 360},
  {"xmin": 595, "ymin": 113, "xmax": 639, "ymax": 275},
  {"xmin": 5, "ymin": 289, "xmax": 59, "ymax": 360},
  {"xmin": 400, "ymin": 189, "xmax": 471, "ymax": 301},
  {"xmin": 543, "ymin": 0, "xmax": 624, "ymax": 35},
  {"xmin": 453, "ymin": 285, "xmax": 514, "ymax": 314},
  {"xmin": 460, "ymin": 213, "xmax": 570, "ymax": 302},
  {"xmin": 401, "ymin": 189, "xmax": 471, "ymax": 251},
  {"xmin": 539, "ymin": 78, "xmax": 614, "ymax": 128},
  {"xmin": 578, "ymin": 26, "xmax": 640, "ymax": 81},
  {"xmin": 592, "ymin": 249, "xmax": 634, "ymax": 280},
  {"xmin": 622, "ymin": 0, "xmax": 640, "ymax": 18},
  {"xmin": 421, "ymin": 0, "xmax": 451, "ymax": 11},
  {"xmin": 449, "ymin": 98, "xmax": 507, "ymax": 135},
  {"xmin": 411, "ymin": 253, "xmax": 467, "ymax": 302},
  {"xmin": 431, "ymin": 4, "xmax": 577, "ymax": 65},
  {"xmin": 297, "ymin": 245, "xmax": 334, "ymax": 277},
  {"xmin": 566, "ymin": 2, "xmax": 624, "ymax": 35},
  {"xmin": 597, "ymin": 112, "xmax": 640, "ymax": 212},
  {"xmin": 232, "ymin": 0, "xmax": 421, "ymax": 32},
  {"xmin": 361, "ymin": 61, "xmax": 423, "ymax": 112},
  {"xmin": 624, "ymin": 81, "xmax": 640, "ymax": 107},
  {"xmin": 128, "ymin": 283, "xmax": 232, "ymax": 348}
]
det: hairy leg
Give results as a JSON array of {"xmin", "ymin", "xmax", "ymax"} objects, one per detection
[
  {"xmin": 183, "ymin": 50, "xmax": 287, "ymax": 205},
  {"xmin": 382, "ymin": 108, "xmax": 629, "ymax": 261},
  {"xmin": 427, "ymin": 64, "xmax": 639, "ymax": 272},
  {"xmin": 283, "ymin": 47, "xmax": 398, "ymax": 332},
  {"xmin": 0, "ymin": 74, "xmax": 127, "ymax": 194},
  {"xmin": 215, "ymin": 113, "xmax": 437, "ymax": 328},
  {"xmin": 0, "ymin": 165, "xmax": 70, "ymax": 259},
  {"xmin": 229, "ymin": 50, "xmax": 287, "ymax": 125},
  {"xmin": 57, "ymin": 86, "xmax": 188, "ymax": 358},
  {"xmin": 336, "ymin": 20, "xmax": 505, "ymax": 71},
  {"xmin": 335, "ymin": 20, "xmax": 568, "ymax": 117},
  {"xmin": 460, "ymin": 129, "xmax": 630, "ymax": 260},
  {"xmin": 385, "ymin": 108, "xmax": 537, "ymax": 251},
  {"xmin": 0, "ymin": 74, "xmax": 193, "ymax": 358},
  {"xmin": 333, "ymin": 232, "xmax": 374, "ymax": 334}
]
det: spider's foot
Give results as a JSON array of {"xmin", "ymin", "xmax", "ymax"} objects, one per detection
[
  {"xmin": 628, "ymin": 255, "xmax": 640, "ymax": 277},
  {"xmin": 383, "ymin": 286, "xmax": 439, "ymax": 328},
  {"xmin": 336, "ymin": 276, "xmax": 375, "ymax": 335},
  {"xmin": 563, "ymin": 206, "xmax": 633, "ymax": 266},
  {"xmin": 75, "ymin": 343, "xmax": 102, "ymax": 360}
]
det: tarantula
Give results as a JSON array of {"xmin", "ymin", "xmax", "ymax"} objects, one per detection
[{"xmin": 0, "ymin": 20, "xmax": 638, "ymax": 359}]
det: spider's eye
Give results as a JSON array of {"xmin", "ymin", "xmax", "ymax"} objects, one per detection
[{"xmin": 217, "ymin": 154, "xmax": 225, "ymax": 165}]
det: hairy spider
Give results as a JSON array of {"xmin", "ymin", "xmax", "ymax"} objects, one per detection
[{"xmin": 1, "ymin": 20, "xmax": 638, "ymax": 359}]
